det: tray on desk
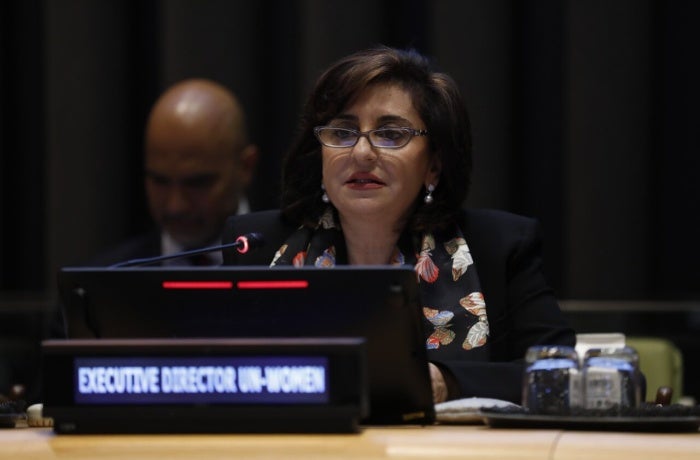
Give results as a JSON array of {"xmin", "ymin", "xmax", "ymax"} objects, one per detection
[
  {"xmin": 0, "ymin": 401, "xmax": 27, "ymax": 428},
  {"xmin": 0, "ymin": 412, "xmax": 26, "ymax": 428},
  {"xmin": 482, "ymin": 406, "xmax": 700, "ymax": 432}
]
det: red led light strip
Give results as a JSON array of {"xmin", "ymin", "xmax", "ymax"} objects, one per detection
[
  {"xmin": 161, "ymin": 280, "xmax": 309, "ymax": 290},
  {"xmin": 236, "ymin": 280, "xmax": 309, "ymax": 289},
  {"xmin": 162, "ymin": 281, "xmax": 233, "ymax": 290}
]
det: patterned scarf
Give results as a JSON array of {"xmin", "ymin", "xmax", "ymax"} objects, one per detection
[{"xmin": 270, "ymin": 209, "xmax": 490, "ymax": 352}]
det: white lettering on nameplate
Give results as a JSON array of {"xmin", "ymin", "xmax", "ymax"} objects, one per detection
[{"xmin": 73, "ymin": 357, "xmax": 329, "ymax": 404}]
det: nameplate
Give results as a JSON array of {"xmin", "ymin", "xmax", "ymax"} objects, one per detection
[{"xmin": 42, "ymin": 338, "xmax": 367, "ymax": 434}]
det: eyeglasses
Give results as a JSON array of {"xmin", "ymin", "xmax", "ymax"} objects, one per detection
[{"xmin": 313, "ymin": 126, "xmax": 428, "ymax": 149}]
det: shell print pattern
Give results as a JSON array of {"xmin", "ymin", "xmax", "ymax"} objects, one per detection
[
  {"xmin": 291, "ymin": 250, "xmax": 307, "ymax": 267},
  {"xmin": 389, "ymin": 247, "xmax": 405, "ymax": 266},
  {"xmin": 270, "ymin": 244, "xmax": 288, "ymax": 267},
  {"xmin": 444, "ymin": 237, "xmax": 473, "ymax": 281},
  {"xmin": 314, "ymin": 246, "xmax": 336, "ymax": 267},
  {"xmin": 460, "ymin": 292, "xmax": 489, "ymax": 350},
  {"xmin": 415, "ymin": 234, "xmax": 439, "ymax": 283},
  {"xmin": 459, "ymin": 292, "xmax": 487, "ymax": 317},
  {"xmin": 319, "ymin": 208, "xmax": 336, "ymax": 229},
  {"xmin": 423, "ymin": 307, "xmax": 456, "ymax": 349}
]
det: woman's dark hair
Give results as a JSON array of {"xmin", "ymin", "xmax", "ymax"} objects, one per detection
[{"xmin": 281, "ymin": 46, "xmax": 472, "ymax": 233}]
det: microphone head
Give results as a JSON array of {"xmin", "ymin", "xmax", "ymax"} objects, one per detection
[{"xmin": 235, "ymin": 232, "xmax": 265, "ymax": 254}]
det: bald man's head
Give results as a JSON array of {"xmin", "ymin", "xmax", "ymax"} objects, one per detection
[{"xmin": 144, "ymin": 79, "xmax": 258, "ymax": 248}]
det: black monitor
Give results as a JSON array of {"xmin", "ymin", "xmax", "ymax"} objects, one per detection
[{"xmin": 56, "ymin": 266, "xmax": 435, "ymax": 425}]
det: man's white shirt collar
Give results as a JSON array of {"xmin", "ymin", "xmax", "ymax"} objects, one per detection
[{"xmin": 159, "ymin": 197, "xmax": 249, "ymax": 265}]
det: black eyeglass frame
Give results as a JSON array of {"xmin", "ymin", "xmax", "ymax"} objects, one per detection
[{"xmin": 313, "ymin": 126, "xmax": 428, "ymax": 149}]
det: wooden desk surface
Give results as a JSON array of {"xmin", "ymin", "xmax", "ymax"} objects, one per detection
[{"xmin": 2, "ymin": 425, "xmax": 698, "ymax": 460}]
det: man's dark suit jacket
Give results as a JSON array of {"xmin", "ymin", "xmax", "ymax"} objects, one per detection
[
  {"xmin": 222, "ymin": 208, "xmax": 576, "ymax": 403},
  {"xmin": 88, "ymin": 231, "xmax": 162, "ymax": 266}
]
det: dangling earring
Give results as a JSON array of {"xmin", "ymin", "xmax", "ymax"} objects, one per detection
[
  {"xmin": 321, "ymin": 184, "xmax": 329, "ymax": 203},
  {"xmin": 424, "ymin": 184, "xmax": 435, "ymax": 204}
]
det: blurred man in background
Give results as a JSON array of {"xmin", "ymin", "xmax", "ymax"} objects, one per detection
[{"xmin": 93, "ymin": 78, "xmax": 259, "ymax": 266}]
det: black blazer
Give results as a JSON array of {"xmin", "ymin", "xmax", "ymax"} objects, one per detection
[
  {"xmin": 222, "ymin": 208, "xmax": 576, "ymax": 403},
  {"xmin": 87, "ymin": 230, "xmax": 162, "ymax": 266}
]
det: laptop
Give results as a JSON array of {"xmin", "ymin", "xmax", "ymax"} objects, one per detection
[{"xmin": 56, "ymin": 265, "xmax": 435, "ymax": 425}]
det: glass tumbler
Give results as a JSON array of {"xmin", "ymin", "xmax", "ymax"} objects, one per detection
[
  {"xmin": 522, "ymin": 345, "xmax": 582, "ymax": 415},
  {"xmin": 582, "ymin": 346, "xmax": 642, "ymax": 411}
]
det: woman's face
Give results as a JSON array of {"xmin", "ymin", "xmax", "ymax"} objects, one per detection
[{"xmin": 321, "ymin": 82, "xmax": 440, "ymax": 228}]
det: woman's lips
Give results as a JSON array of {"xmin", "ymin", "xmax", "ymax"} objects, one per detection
[
  {"xmin": 345, "ymin": 174, "xmax": 385, "ymax": 190},
  {"xmin": 345, "ymin": 180, "xmax": 383, "ymax": 190}
]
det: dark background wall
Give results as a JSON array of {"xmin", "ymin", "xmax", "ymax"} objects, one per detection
[
  {"xmin": 1, "ymin": 0, "xmax": 699, "ymax": 398},
  {"xmin": 2, "ymin": 0, "xmax": 698, "ymax": 302}
]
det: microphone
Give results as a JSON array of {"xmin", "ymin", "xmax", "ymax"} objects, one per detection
[{"xmin": 109, "ymin": 232, "xmax": 265, "ymax": 268}]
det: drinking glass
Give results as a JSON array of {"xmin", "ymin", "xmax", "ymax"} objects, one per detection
[
  {"xmin": 582, "ymin": 346, "xmax": 642, "ymax": 411},
  {"xmin": 522, "ymin": 345, "xmax": 582, "ymax": 414}
]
